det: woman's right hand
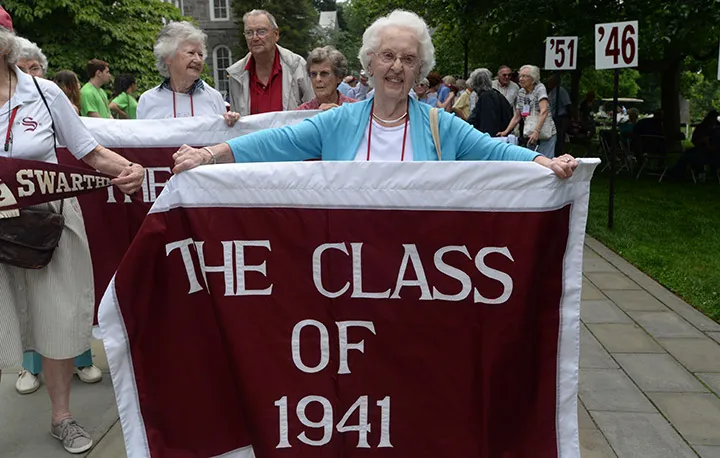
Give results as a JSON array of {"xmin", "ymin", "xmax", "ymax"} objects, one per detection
[
  {"xmin": 172, "ymin": 144, "xmax": 211, "ymax": 174},
  {"xmin": 497, "ymin": 130, "xmax": 508, "ymax": 137}
]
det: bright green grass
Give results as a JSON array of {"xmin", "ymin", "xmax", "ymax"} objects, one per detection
[{"xmin": 585, "ymin": 170, "xmax": 720, "ymax": 321}]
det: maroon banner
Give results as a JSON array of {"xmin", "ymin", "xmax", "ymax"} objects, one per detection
[
  {"xmin": 0, "ymin": 156, "xmax": 111, "ymax": 214},
  {"xmin": 56, "ymin": 147, "xmax": 173, "ymax": 319},
  {"xmin": 110, "ymin": 204, "xmax": 570, "ymax": 457}
]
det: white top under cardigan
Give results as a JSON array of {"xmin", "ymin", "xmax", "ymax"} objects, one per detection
[{"xmin": 354, "ymin": 120, "xmax": 415, "ymax": 161}]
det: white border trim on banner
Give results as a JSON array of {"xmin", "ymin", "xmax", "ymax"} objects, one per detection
[{"xmin": 99, "ymin": 278, "xmax": 151, "ymax": 458}]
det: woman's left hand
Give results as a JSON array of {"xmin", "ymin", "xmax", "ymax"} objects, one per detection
[
  {"xmin": 528, "ymin": 130, "xmax": 540, "ymax": 145},
  {"xmin": 223, "ymin": 111, "xmax": 241, "ymax": 127},
  {"xmin": 318, "ymin": 103, "xmax": 339, "ymax": 111},
  {"xmin": 547, "ymin": 154, "xmax": 579, "ymax": 179},
  {"xmin": 111, "ymin": 163, "xmax": 145, "ymax": 195}
]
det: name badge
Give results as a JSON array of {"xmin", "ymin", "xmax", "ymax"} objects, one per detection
[{"xmin": 521, "ymin": 104, "xmax": 530, "ymax": 118}]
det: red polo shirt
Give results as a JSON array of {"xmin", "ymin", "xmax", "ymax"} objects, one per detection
[{"xmin": 246, "ymin": 48, "xmax": 283, "ymax": 115}]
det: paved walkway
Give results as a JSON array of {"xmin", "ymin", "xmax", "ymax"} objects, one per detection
[{"xmin": 2, "ymin": 237, "xmax": 720, "ymax": 457}]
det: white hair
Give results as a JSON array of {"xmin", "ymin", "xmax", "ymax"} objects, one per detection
[
  {"xmin": 0, "ymin": 28, "xmax": 18, "ymax": 66},
  {"xmin": 520, "ymin": 64, "xmax": 541, "ymax": 85},
  {"xmin": 154, "ymin": 21, "xmax": 207, "ymax": 78},
  {"xmin": 358, "ymin": 10, "xmax": 435, "ymax": 81},
  {"xmin": 15, "ymin": 36, "xmax": 47, "ymax": 73},
  {"xmin": 307, "ymin": 46, "xmax": 348, "ymax": 78},
  {"xmin": 243, "ymin": 10, "xmax": 279, "ymax": 30},
  {"xmin": 468, "ymin": 68, "xmax": 492, "ymax": 93}
]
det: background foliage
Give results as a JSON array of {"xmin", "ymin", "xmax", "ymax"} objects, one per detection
[
  {"xmin": 5, "ymin": 0, "xmax": 186, "ymax": 92},
  {"xmin": 4, "ymin": 0, "xmax": 719, "ymax": 124}
]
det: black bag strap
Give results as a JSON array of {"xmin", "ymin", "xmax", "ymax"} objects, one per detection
[
  {"xmin": 31, "ymin": 76, "xmax": 63, "ymax": 215},
  {"xmin": 32, "ymin": 76, "xmax": 57, "ymax": 155}
]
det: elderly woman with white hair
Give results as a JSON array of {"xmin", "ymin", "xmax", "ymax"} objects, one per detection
[
  {"xmin": 11, "ymin": 37, "xmax": 106, "ymax": 399},
  {"xmin": 137, "ymin": 21, "xmax": 239, "ymax": 126},
  {"xmin": 15, "ymin": 36, "xmax": 47, "ymax": 77},
  {"xmin": 467, "ymin": 68, "xmax": 513, "ymax": 136},
  {"xmin": 0, "ymin": 7, "xmax": 145, "ymax": 454},
  {"xmin": 296, "ymin": 46, "xmax": 356, "ymax": 111},
  {"xmin": 498, "ymin": 64, "xmax": 557, "ymax": 157},
  {"xmin": 172, "ymin": 10, "xmax": 576, "ymax": 176}
]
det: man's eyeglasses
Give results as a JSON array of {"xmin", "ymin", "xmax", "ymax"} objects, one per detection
[
  {"xmin": 310, "ymin": 70, "xmax": 333, "ymax": 79},
  {"xmin": 244, "ymin": 28, "xmax": 270, "ymax": 38},
  {"xmin": 499, "ymin": 73, "xmax": 512, "ymax": 78},
  {"xmin": 376, "ymin": 50, "xmax": 420, "ymax": 69}
]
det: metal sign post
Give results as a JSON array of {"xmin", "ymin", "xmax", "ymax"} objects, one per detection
[{"xmin": 595, "ymin": 21, "xmax": 639, "ymax": 229}]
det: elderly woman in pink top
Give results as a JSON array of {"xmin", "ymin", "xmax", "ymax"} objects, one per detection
[{"xmin": 296, "ymin": 46, "xmax": 356, "ymax": 111}]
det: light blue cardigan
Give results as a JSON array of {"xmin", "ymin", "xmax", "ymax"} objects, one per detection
[{"xmin": 227, "ymin": 97, "xmax": 540, "ymax": 162}]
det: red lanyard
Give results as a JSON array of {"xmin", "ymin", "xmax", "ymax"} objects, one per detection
[
  {"xmin": 4, "ymin": 106, "xmax": 19, "ymax": 152},
  {"xmin": 366, "ymin": 104, "xmax": 410, "ymax": 161},
  {"xmin": 172, "ymin": 91, "xmax": 194, "ymax": 118}
]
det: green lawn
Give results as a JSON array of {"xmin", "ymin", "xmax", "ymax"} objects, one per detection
[{"xmin": 585, "ymin": 169, "xmax": 720, "ymax": 321}]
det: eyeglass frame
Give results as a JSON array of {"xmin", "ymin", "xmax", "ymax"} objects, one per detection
[
  {"xmin": 373, "ymin": 50, "xmax": 421, "ymax": 69},
  {"xmin": 243, "ymin": 28, "xmax": 273, "ymax": 39},
  {"xmin": 309, "ymin": 70, "xmax": 334, "ymax": 79}
]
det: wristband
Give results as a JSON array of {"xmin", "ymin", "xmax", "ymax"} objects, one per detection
[{"xmin": 202, "ymin": 147, "xmax": 217, "ymax": 165}]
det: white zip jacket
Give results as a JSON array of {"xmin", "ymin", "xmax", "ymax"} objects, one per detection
[{"xmin": 227, "ymin": 45, "xmax": 313, "ymax": 116}]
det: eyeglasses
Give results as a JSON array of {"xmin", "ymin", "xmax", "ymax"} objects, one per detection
[
  {"xmin": 375, "ymin": 50, "xmax": 420, "ymax": 69},
  {"xmin": 309, "ymin": 70, "xmax": 333, "ymax": 79},
  {"xmin": 518, "ymin": 74, "xmax": 531, "ymax": 79},
  {"xmin": 499, "ymin": 73, "xmax": 512, "ymax": 78},
  {"xmin": 244, "ymin": 28, "xmax": 270, "ymax": 38}
]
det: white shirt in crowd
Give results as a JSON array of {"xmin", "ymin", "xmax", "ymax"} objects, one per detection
[
  {"xmin": 0, "ymin": 66, "xmax": 97, "ymax": 163},
  {"xmin": 492, "ymin": 79, "xmax": 520, "ymax": 108},
  {"xmin": 354, "ymin": 120, "xmax": 414, "ymax": 161},
  {"xmin": 136, "ymin": 81, "xmax": 226, "ymax": 119}
]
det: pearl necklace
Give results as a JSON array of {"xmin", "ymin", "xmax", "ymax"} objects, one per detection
[{"xmin": 372, "ymin": 111, "xmax": 408, "ymax": 124}]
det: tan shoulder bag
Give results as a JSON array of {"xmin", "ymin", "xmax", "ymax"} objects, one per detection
[{"xmin": 430, "ymin": 108, "xmax": 442, "ymax": 160}]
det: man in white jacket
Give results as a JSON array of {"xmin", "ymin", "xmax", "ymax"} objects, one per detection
[{"xmin": 227, "ymin": 9, "xmax": 313, "ymax": 115}]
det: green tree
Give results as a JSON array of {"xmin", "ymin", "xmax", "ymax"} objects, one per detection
[
  {"xmin": 5, "ymin": 0, "xmax": 185, "ymax": 92},
  {"xmin": 232, "ymin": 0, "xmax": 319, "ymax": 58}
]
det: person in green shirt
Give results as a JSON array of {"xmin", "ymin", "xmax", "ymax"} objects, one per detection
[
  {"xmin": 109, "ymin": 74, "xmax": 138, "ymax": 119},
  {"xmin": 80, "ymin": 58, "xmax": 112, "ymax": 118}
]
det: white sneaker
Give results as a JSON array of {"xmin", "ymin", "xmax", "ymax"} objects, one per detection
[
  {"xmin": 75, "ymin": 365, "xmax": 102, "ymax": 384},
  {"xmin": 15, "ymin": 370, "xmax": 41, "ymax": 394}
]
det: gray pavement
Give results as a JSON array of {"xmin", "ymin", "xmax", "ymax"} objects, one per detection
[{"xmin": 2, "ymin": 236, "xmax": 720, "ymax": 457}]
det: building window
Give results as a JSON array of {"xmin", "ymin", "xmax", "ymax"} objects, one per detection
[
  {"xmin": 213, "ymin": 46, "xmax": 232, "ymax": 98},
  {"xmin": 164, "ymin": 0, "xmax": 184, "ymax": 15},
  {"xmin": 209, "ymin": 0, "xmax": 229, "ymax": 21}
]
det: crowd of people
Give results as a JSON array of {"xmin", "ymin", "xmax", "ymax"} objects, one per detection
[{"xmin": 0, "ymin": 5, "xmax": 579, "ymax": 455}]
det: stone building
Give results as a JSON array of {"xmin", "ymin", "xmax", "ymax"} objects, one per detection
[{"xmin": 165, "ymin": 0, "xmax": 241, "ymax": 99}]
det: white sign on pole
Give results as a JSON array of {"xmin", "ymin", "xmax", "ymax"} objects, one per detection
[
  {"xmin": 595, "ymin": 21, "xmax": 639, "ymax": 70},
  {"xmin": 544, "ymin": 36, "xmax": 578, "ymax": 70}
]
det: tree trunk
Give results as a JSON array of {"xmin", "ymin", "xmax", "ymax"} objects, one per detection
[
  {"xmin": 463, "ymin": 38, "xmax": 469, "ymax": 79},
  {"xmin": 570, "ymin": 68, "xmax": 582, "ymax": 118},
  {"xmin": 660, "ymin": 59, "xmax": 681, "ymax": 150}
]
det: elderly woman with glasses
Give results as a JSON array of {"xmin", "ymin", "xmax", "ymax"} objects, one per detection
[
  {"xmin": 137, "ymin": 21, "xmax": 240, "ymax": 126},
  {"xmin": 172, "ymin": 10, "xmax": 577, "ymax": 176},
  {"xmin": 498, "ymin": 64, "xmax": 557, "ymax": 157},
  {"xmin": 15, "ymin": 36, "xmax": 47, "ymax": 77},
  {"xmin": 296, "ymin": 46, "xmax": 356, "ymax": 111}
]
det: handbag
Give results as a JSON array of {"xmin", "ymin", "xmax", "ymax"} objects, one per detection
[
  {"xmin": 0, "ymin": 76, "xmax": 65, "ymax": 269},
  {"xmin": 523, "ymin": 114, "xmax": 554, "ymax": 141},
  {"xmin": 0, "ymin": 207, "xmax": 65, "ymax": 269}
]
